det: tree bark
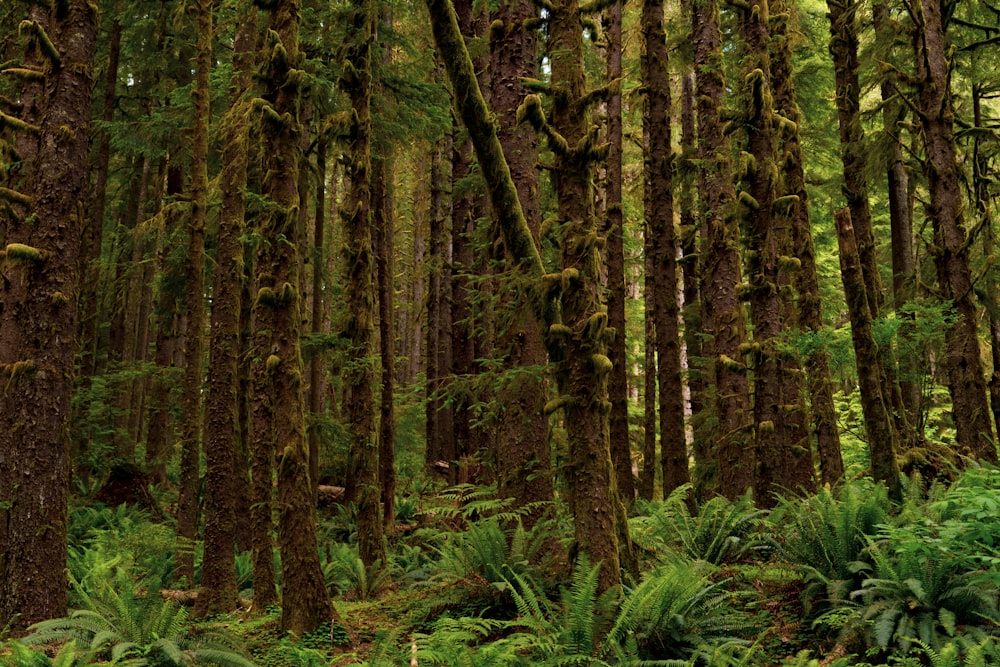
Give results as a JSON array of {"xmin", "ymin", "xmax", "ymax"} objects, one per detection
[
  {"xmin": 176, "ymin": 0, "xmax": 213, "ymax": 589},
  {"xmin": 256, "ymin": 0, "xmax": 335, "ymax": 633},
  {"xmin": 489, "ymin": 0, "xmax": 554, "ymax": 522},
  {"xmin": 197, "ymin": 7, "xmax": 257, "ymax": 618},
  {"xmin": 912, "ymin": 0, "xmax": 996, "ymax": 461},
  {"xmin": 835, "ymin": 209, "xmax": 902, "ymax": 500},
  {"xmin": 0, "ymin": 0, "xmax": 98, "ymax": 632},
  {"xmin": 692, "ymin": 0, "xmax": 752, "ymax": 500},
  {"xmin": 340, "ymin": 0, "xmax": 387, "ymax": 574},
  {"xmin": 642, "ymin": 0, "xmax": 689, "ymax": 497},
  {"xmin": 604, "ymin": 0, "xmax": 634, "ymax": 507}
]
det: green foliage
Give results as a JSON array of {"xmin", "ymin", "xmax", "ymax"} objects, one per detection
[
  {"xmin": 432, "ymin": 516, "xmax": 550, "ymax": 590},
  {"xmin": 622, "ymin": 562, "xmax": 752, "ymax": 662},
  {"xmin": 21, "ymin": 566, "xmax": 254, "ymax": 667},
  {"xmin": 632, "ymin": 485, "xmax": 769, "ymax": 565},
  {"xmin": 67, "ymin": 504, "xmax": 176, "ymax": 589},
  {"xmin": 853, "ymin": 539, "xmax": 1000, "ymax": 652},
  {"xmin": 321, "ymin": 543, "xmax": 389, "ymax": 600},
  {"xmin": 773, "ymin": 481, "xmax": 889, "ymax": 612},
  {"xmin": 0, "ymin": 640, "xmax": 104, "ymax": 667}
]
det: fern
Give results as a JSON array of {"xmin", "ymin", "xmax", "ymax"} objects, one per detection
[
  {"xmin": 624, "ymin": 562, "xmax": 751, "ymax": 662},
  {"xmin": 853, "ymin": 539, "xmax": 1000, "ymax": 652},
  {"xmin": 774, "ymin": 481, "xmax": 889, "ymax": 612},
  {"xmin": 21, "ymin": 565, "xmax": 255, "ymax": 667},
  {"xmin": 633, "ymin": 486, "xmax": 768, "ymax": 565}
]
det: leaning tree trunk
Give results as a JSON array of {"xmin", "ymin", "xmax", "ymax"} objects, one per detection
[
  {"xmin": 836, "ymin": 210, "xmax": 902, "ymax": 500},
  {"xmin": 692, "ymin": 0, "xmax": 753, "ymax": 500},
  {"xmin": 913, "ymin": 0, "xmax": 996, "ymax": 462},
  {"xmin": 827, "ymin": 0, "xmax": 912, "ymax": 448},
  {"xmin": 427, "ymin": 0, "xmax": 626, "ymax": 591},
  {"xmin": 0, "ymin": 0, "xmax": 98, "ymax": 633}
]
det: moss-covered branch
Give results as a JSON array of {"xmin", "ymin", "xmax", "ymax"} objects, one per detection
[
  {"xmin": 424, "ymin": 0, "xmax": 544, "ymax": 285},
  {"xmin": 0, "ymin": 187, "xmax": 31, "ymax": 206},
  {"xmin": 0, "ymin": 110, "xmax": 40, "ymax": 134},
  {"xmin": 18, "ymin": 20, "xmax": 61, "ymax": 67},
  {"xmin": 2, "ymin": 67, "xmax": 45, "ymax": 82}
]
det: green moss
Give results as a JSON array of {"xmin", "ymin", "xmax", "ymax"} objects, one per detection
[{"xmin": 4, "ymin": 242, "xmax": 45, "ymax": 262}]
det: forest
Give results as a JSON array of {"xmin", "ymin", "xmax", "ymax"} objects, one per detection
[{"xmin": 2, "ymin": 0, "xmax": 1000, "ymax": 663}]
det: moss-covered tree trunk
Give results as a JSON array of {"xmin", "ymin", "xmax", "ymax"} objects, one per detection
[
  {"xmin": 0, "ymin": 0, "xmax": 97, "ymax": 633},
  {"xmin": 734, "ymin": 0, "xmax": 786, "ymax": 507},
  {"xmin": 340, "ymin": 0, "xmax": 387, "ymax": 573},
  {"xmin": 604, "ymin": 0, "xmax": 634, "ymax": 507},
  {"xmin": 254, "ymin": 0, "xmax": 334, "ymax": 633},
  {"xmin": 197, "ymin": 7, "xmax": 257, "ymax": 618},
  {"xmin": 642, "ymin": 0, "xmax": 689, "ymax": 497},
  {"xmin": 489, "ymin": 0, "xmax": 554, "ymax": 521},
  {"xmin": 769, "ymin": 0, "xmax": 827, "ymax": 491},
  {"xmin": 692, "ymin": 0, "xmax": 752, "ymax": 500},
  {"xmin": 913, "ymin": 0, "xmax": 996, "ymax": 462},
  {"xmin": 835, "ymin": 209, "xmax": 902, "ymax": 500},
  {"xmin": 176, "ymin": 0, "xmax": 213, "ymax": 588},
  {"xmin": 427, "ymin": 0, "xmax": 626, "ymax": 590},
  {"xmin": 827, "ymin": 0, "xmax": 912, "ymax": 449}
]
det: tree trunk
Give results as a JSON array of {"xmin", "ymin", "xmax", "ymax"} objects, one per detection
[
  {"xmin": 176, "ymin": 0, "xmax": 213, "ymax": 588},
  {"xmin": 692, "ymin": 0, "xmax": 753, "ymax": 500},
  {"xmin": 489, "ymin": 0, "xmax": 554, "ymax": 522},
  {"xmin": 734, "ymin": 0, "xmax": 785, "ymax": 507},
  {"xmin": 372, "ymin": 50, "xmax": 397, "ymax": 532},
  {"xmin": 0, "ymin": 0, "xmax": 98, "ymax": 632},
  {"xmin": 642, "ymin": 0, "xmax": 688, "ymax": 497},
  {"xmin": 340, "ymin": 0, "xmax": 387, "ymax": 575},
  {"xmin": 197, "ymin": 6, "xmax": 256, "ymax": 617},
  {"xmin": 874, "ymin": 2, "xmax": 922, "ymax": 429},
  {"xmin": 425, "ymin": 128, "xmax": 455, "ymax": 478},
  {"xmin": 257, "ymin": 0, "xmax": 335, "ymax": 633},
  {"xmin": 835, "ymin": 209, "xmax": 902, "ymax": 500},
  {"xmin": 913, "ymin": 0, "xmax": 996, "ymax": 462},
  {"xmin": 770, "ymin": 0, "xmax": 831, "ymax": 490},
  {"xmin": 604, "ymin": 0, "xmax": 634, "ymax": 507},
  {"xmin": 427, "ymin": 0, "xmax": 625, "ymax": 591}
]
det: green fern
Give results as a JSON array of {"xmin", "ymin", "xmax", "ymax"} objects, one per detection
[
  {"xmin": 853, "ymin": 540, "xmax": 1000, "ymax": 652},
  {"xmin": 624, "ymin": 561, "xmax": 751, "ymax": 662},
  {"xmin": 21, "ymin": 566, "xmax": 255, "ymax": 667},
  {"xmin": 633, "ymin": 486, "xmax": 768, "ymax": 565},
  {"xmin": 774, "ymin": 481, "xmax": 889, "ymax": 612}
]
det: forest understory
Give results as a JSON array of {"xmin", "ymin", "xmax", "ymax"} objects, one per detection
[{"xmin": 6, "ymin": 463, "xmax": 1000, "ymax": 667}]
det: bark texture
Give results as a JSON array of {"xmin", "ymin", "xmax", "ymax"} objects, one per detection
[
  {"xmin": 692, "ymin": 0, "xmax": 753, "ymax": 500},
  {"xmin": 0, "ymin": 0, "xmax": 98, "ymax": 632},
  {"xmin": 913, "ymin": 0, "xmax": 996, "ymax": 461},
  {"xmin": 642, "ymin": 0, "xmax": 689, "ymax": 498}
]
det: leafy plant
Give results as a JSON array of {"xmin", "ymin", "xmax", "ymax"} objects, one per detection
[
  {"xmin": 774, "ymin": 481, "xmax": 889, "ymax": 612},
  {"xmin": 21, "ymin": 566, "xmax": 254, "ymax": 667},
  {"xmin": 321, "ymin": 543, "xmax": 389, "ymax": 600},
  {"xmin": 0, "ymin": 640, "xmax": 105, "ymax": 667},
  {"xmin": 621, "ymin": 561, "xmax": 751, "ymax": 662},
  {"xmin": 851, "ymin": 540, "xmax": 1000, "ymax": 652},
  {"xmin": 433, "ymin": 516, "xmax": 549, "ymax": 588},
  {"xmin": 633, "ymin": 485, "xmax": 768, "ymax": 565}
]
